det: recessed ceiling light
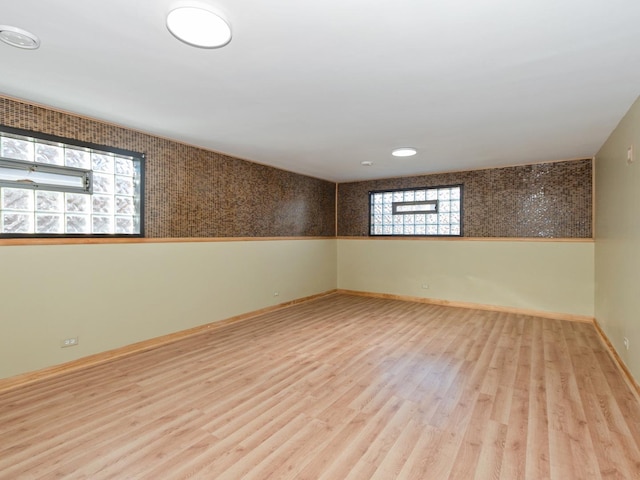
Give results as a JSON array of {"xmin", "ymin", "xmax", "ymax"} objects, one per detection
[
  {"xmin": 166, "ymin": 6, "xmax": 232, "ymax": 49},
  {"xmin": 0, "ymin": 25, "xmax": 40, "ymax": 50},
  {"xmin": 392, "ymin": 147, "xmax": 417, "ymax": 157}
]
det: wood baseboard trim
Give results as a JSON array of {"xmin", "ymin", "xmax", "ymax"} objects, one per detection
[
  {"xmin": 336, "ymin": 289, "xmax": 595, "ymax": 323},
  {"xmin": 592, "ymin": 319, "xmax": 640, "ymax": 401},
  {"xmin": 1, "ymin": 289, "xmax": 602, "ymax": 393},
  {"xmin": 0, "ymin": 289, "xmax": 338, "ymax": 393}
]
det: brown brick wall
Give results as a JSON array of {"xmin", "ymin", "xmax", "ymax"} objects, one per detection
[
  {"xmin": 0, "ymin": 97, "xmax": 336, "ymax": 237},
  {"xmin": 1, "ymin": 96, "xmax": 592, "ymax": 239},
  {"xmin": 338, "ymin": 160, "xmax": 592, "ymax": 238}
]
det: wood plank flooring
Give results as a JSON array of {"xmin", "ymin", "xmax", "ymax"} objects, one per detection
[{"xmin": 1, "ymin": 294, "xmax": 639, "ymax": 479}]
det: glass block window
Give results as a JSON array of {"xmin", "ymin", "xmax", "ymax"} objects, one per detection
[
  {"xmin": 370, "ymin": 185, "xmax": 463, "ymax": 236},
  {"xmin": 0, "ymin": 127, "xmax": 144, "ymax": 237}
]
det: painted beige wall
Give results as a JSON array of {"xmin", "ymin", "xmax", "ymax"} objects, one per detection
[
  {"xmin": 337, "ymin": 239, "xmax": 594, "ymax": 317},
  {"xmin": 0, "ymin": 239, "xmax": 336, "ymax": 379},
  {"xmin": 595, "ymin": 95, "xmax": 640, "ymax": 382}
]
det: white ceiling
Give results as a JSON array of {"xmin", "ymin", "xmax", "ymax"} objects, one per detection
[{"xmin": 1, "ymin": 0, "xmax": 640, "ymax": 182}]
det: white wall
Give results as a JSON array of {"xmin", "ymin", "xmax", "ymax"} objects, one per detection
[
  {"xmin": 595, "ymin": 95, "xmax": 640, "ymax": 382},
  {"xmin": 338, "ymin": 239, "xmax": 594, "ymax": 317},
  {"xmin": 0, "ymin": 239, "xmax": 336, "ymax": 379}
]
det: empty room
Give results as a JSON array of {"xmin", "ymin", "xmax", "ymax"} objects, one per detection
[{"xmin": 1, "ymin": 1, "xmax": 639, "ymax": 479}]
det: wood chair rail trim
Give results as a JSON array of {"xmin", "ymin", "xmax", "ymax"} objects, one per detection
[{"xmin": 0, "ymin": 236, "xmax": 593, "ymax": 247}]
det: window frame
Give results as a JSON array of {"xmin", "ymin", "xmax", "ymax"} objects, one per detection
[
  {"xmin": 0, "ymin": 125, "xmax": 145, "ymax": 239},
  {"xmin": 368, "ymin": 184, "xmax": 464, "ymax": 237}
]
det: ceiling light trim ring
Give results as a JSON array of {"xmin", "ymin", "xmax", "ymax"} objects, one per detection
[
  {"xmin": 0, "ymin": 25, "xmax": 40, "ymax": 50},
  {"xmin": 166, "ymin": 6, "xmax": 232, "ymax": 49}
]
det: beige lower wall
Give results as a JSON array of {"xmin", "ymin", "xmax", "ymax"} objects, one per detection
[
  {"xmin": 595, "ymin": 95, "xmax": 640, "ymax": 383},
  {"xmin": 1, "ymin": 237, "xmax": 598, "ymax": 381},
  {"xmin": 337, "ymin": 239, "xmax": 594, "ymax": 317},
  {"xmin": 0, "ymin": 239, "xmax": 337, "ymax": 380}
]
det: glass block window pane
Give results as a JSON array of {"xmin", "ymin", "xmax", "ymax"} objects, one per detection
[
  {"xmin": 2, "ymin": 212, "xmax": 33, "ymax": 233},
  {"xmin": 1, "ymin": 128, "xmax": 143, "ymax": 237},
  {"xmin": 115, "ymin": 176, "xmax": 134, "ymax": 195},
  {"xmin": 93, "ymin": 215, "xmax": 113, "ymax": 234},
  {"xmin": 93, "ymin": 173, "xmax": 114, "ymax": 194},
  {"xmin": 369, "ymin": 185, "xmax": 463, "ymax": 236},
  {"xmin": 92, "ymin": 195, "xmax": 113, "ymax": 214},
  {"xmin": 115, "ymin": 157, "xmax": 134, "ymax": 176},
  {"xmin": 66, "ymin": 193, "xmax": 91, "ymax": 213},
  {"xmin": 116, "ymin": 216, "xmax": 134, "ymax": 234},
  {"xmin": 2, "ymin": 188, "xmax": 34, "ymax": 211},
  {"xmin": 92, "ymin": 153, "xmax": 114, "ymax": 173},
  {"xmin": 36, "ymin": 191, "xmax": 64, "ymax": 212},
  {"xmin": 1, "ymin": 136, "xmax": 34, "ymax": 161},
  {"xmin": 115, "ymin": 196, "xmax": 134, "ymax": 215},
  {"xmin": 66, "ymin": 215, "xmax": 90, "ymax": 233},
  {"xmin": 36, "ymin": 214, "xmax": 63, "ymax": 234},
  {"xmin": 65, "ymin": 149, "xmax": 91, "ymax": 169},
  {"xmin": 36, "ymin": 142, "xmax": 64, "ymax": 165}
]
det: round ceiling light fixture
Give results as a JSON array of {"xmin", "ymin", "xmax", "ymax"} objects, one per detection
[
  {"xmin": 166, "ymin": 6, "xmax": 232, "ymax": 48},
  {"xmin": 0, "ymin": 25, "xmax": 40, "ymax": 50},
  {"xmin": 392, "ymin": 147, "xmax": 417, "ymax": 157}
]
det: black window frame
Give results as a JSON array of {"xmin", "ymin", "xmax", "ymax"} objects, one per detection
[
  {"xmin": 369, "ymin": 184, "xmax": 464, "ymax": 237},
  {"xmin": 0, "ymin": 125, "xmax": 145, "ymax": 239}
]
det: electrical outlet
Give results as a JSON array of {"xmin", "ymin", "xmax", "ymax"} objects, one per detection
[
  {"xmin": 273, "ymin": 291, "xmax": 279, "ymax": 297},
  {"xmin": 421, "ymin": 284, "xmax": 429, "ymax": 289},
  {"xmin": 61, "ymin": 337, "xmax": 79, "ymax": 348},
  {"xmin": 623, "ymin": 337, "xmax": 630, "ymax": 350}
]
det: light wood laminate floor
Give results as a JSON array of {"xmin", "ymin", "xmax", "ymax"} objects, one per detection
[{"xmin": 1, "ymin": 294, "xmax": 639, "ymax": 479}]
